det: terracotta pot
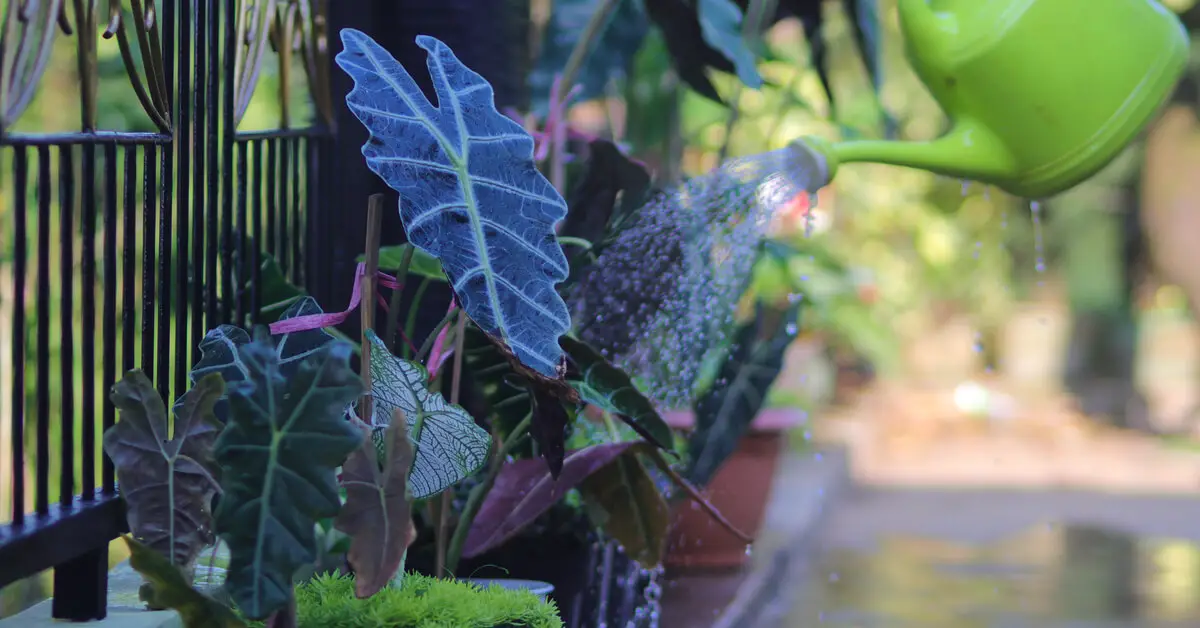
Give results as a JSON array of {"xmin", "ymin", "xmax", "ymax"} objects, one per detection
[{"xmin": 661, "ymin": 408, "xmax": 804, "ymax": 570}]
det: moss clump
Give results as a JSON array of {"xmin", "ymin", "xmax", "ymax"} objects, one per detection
[{"xmin": 278, "ymin": 573, "xmax": 564, "ymax": 628}]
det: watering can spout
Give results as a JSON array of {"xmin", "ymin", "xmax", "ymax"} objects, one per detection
[
  {"xmin": 797, "ymin": 0, "xmax": 1189, "ymax": 199},
  {"xmin": 788, "ymin": 124, "xmax": 1015, "ymax": 192}
]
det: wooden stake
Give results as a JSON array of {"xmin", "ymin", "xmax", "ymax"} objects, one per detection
[{"xmin": 360, "ymin": 194, "xmax": 385, "ymax": 423}]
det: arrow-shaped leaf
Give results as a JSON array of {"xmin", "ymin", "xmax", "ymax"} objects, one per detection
[
  {"xmin": 687, "ymin": 302, "xmax": 800, "ymax": 487},
  {"xmin": 579, "ymin": 452, "xmax": 670, "ymax": 567},
  {"xmin": 560, "ymin": 335, "xmax": 672, "ymax": 451},
  {"xmin": 335, "ymin": 416, "xmax": 416, "ymax": 598},
  {"xmin": 104, "ymin": 371, "xmax": 224, "ymax": 575},
  {"xmin": 186, "ymin": 297, "xmax": 335, "ymax": 423},
  {"xmin": 122, "ymin": 535, "xmax": 247, "ymax": 628},
  {"xmin": 213, "ymin": 332, "xmax": 363, "ymax": 620},
  {"xmin": 366, "ymin": 330, "xmax": 491, "ymax": 498},
  {"xmin": 337, "ymin": 30, "xmax": 572, "ymax": 379}
]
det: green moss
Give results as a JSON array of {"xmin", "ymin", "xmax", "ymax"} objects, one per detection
[{"xmin": 272, "ymin": 573, "xmax": 564, "ymax": 628}]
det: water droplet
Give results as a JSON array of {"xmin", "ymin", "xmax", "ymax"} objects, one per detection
[
  {"xmin": 787, "ymin": 292, "xmax": 804, "ymax": 304},
  {"xmin": 1030, "ymin": 200, "xmax": 1046, "ymax": 279},
  {"xmin": 786, "ymin": 322, "xmax": 799, "ymax": 336},
  {"xmin": 744, "ymin": 544, "xmax": 754, "ymax": 556},
  {"xmin": 961, "ymin": 180, "xmax": 970, "ymax": 196},
  {"xmin": 828, "ymin": 571, "xmax": 840, "ymax": 582}
]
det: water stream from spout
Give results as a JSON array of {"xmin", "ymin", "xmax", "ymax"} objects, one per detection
[{"xmin": 569, "ymin": 145, "xmax": 825, "ymax": 408}]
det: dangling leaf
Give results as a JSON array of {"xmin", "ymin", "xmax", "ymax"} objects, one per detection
[
  {"xmin": 122, "ymin": 536, "xmax": 247, "ymax": 628},
  {"xmin": 335, "ymin": 417, "xmax": 416, "ymax": 599},
  {"xmin": 213, "ymin": 332, "xmax": 363, "ymax": 620},
  {"xmin": 186, "ymin": 297, "xmax": 335, "ymax": 423},
  {"xmin": 528, "ymin": 386, "xmax": 570, "ymax": 477},
  {"xmin": 696, "ymin": 0, "xmax": 764, "ymax": 89},
  {"xmin": 686, "ymin": 302, "xmax": 800, "ymax": 487},
  {"xmin": 365, "ymin": 330, "xmax": 490, "ymax": 498},
  {"xmin": 357, "ymin": 243, "xmax": 447, "ymax": 281},
  {"xmin": 579, "ymin": 452, "xmax": 670, "ymax": 567},
  {"xmin": 337, "ymin": 30, "xmax": 572, "ymax": 379},
  {"xmin": 529, "ymin": 0, "xmax": 650, "ymax": 113},
  {"xmin": 560, "ymin": 336, "xmax": 672, "ymax": 451},
  {"xmin": 103, "ymin": 371, "xmax": 224, "ymax": 576}
]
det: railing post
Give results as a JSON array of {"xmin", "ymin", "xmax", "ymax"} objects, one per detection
[{"xmin": 50, "ymin": 545, "xmax": 109, "ymax": 621}]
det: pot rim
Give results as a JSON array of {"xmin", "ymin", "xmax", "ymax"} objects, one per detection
[{"xmin": 662, "ymin": 407, "xmax": 806, "ymax": 433}]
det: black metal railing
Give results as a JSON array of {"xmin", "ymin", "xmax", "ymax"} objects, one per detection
[{"xmin": 0, "ymin": 0, "xmax": 333, "ymax": 620}]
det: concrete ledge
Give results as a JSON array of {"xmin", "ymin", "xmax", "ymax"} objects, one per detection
[
  {"xmin": 0, "ymin": 561, "xmax": 184, "ymax": 628},
  {"xmin": 710, "ymin": 445, "xmax": 851, "ymax": 628}
]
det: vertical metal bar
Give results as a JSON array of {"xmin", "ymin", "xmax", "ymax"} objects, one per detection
[
  {"xmin": 252, "ymin": 139, "xmax": 264, "ymax": 320},
  {"xmin": 159, "ymin": 0, "xmax": 177, "ymax": 404},
  {"xmin": 190, "ymin": 0, "xmax": 207, "ymax": 377},
  {"xmin": 102, "ymin": 143, "xmax": 118, "ymax": 493},
  {"xmin": 10, "ymin": 147, "xmax": 28, "ymax": 525},
  {"xmin": 123, "ymin": 146, "xmax": 138, "ymax": 378},
  {"xmin": 304, "ymin": 138, "xmax": 316, "ymax": 294},
  {"xmin": 35, "ymin": 145, "xmax": 51, "ymax": 515},
  {"xmin": 265, "ymin": 138, "xmax": 277, "ymax": 260},
  {"xmin": 220, "ymin": 0, "xmax": 236, "ymax": 323},
  {"xmin": 174, "ymin": 0, "xmax": 194, "ymax": 402},
  {"xmin": 80, "ymin": 142, "xmax": 97, "ymax": 500},
  {"xmin": 235, "ymin": 140, "xmax": 249, "ymax": 325},
  {"xmin": 141, "ymin": 144, "xmax": 157, "ymax": 379},
  {"xmin": 278, "ymin": 136, "xmax": 290, "ymax": 276},
  {"xmin": 290, "ymin": 137, "xmax": 301, "ymax": 285},
  {"xmin": 206, "ymin": 0, "xmax": 221, "ymax": 324},
  {"xmin": 59, "ymin": 146, "xmax": 76, "ymax": 506}
]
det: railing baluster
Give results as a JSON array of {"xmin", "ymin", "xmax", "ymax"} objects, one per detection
[
  {"xmin": 252, "ymin": 139, "xmax": 264, "ymax": 320},
  {"xmin": 236, "ymin": 140, "xmax": 249, "ymax": 326},
  {"xmin": 206, "ymin": 0, "xmax": 222, "ymax": 325},
  {"xmin": 290, "ymin": 137, "xmax": 302, "ymax": 285},
  {"xmin": 10, "ymin": 147, "xmax": 28, "ymax": 526},
  {"xmin": 266, "ymin": 137, "xmax": 278, "ymax": 262},
  {"xmin": 35, "ymin": 145, "xmax": 51, "ymax": 516},
  {"xmin": 59, "ymin": 145, "xmax": 76, "ymax": 507},
  {"xmin": 142, "ymin": 144, "xmax": 157, "ymax": 381},
  {"xmin": 103, "ymin": 143, "xmax": 119, "ymax": 494},
  {"xmin": 221, "ymin": 0, "xmax": 237, "ymax": 323},
  {"xmin": 81, "ymin": 143, "xmax": 98, "ymax": 500},
  {"xmin": 279, "ymin": 135, "xmax": 291, "ymax": 276},
  {"xmin": 188, "ymin": 0, "xmax": 205, "ymax": 383},
  {"xmin": 124, "ymin": 146, "xmax": 139, "ymax": 378}
]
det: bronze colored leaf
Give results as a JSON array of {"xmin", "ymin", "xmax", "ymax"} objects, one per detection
[
  {"xmin": 104, "ymin": 370, "xmax": 224, "ymax": 574},
  {"xmin": 335, "ymin": 413, "xmax": 416, "ymax": 598},
  {"xmin": 580, "ymin": 451, "xmax": 670, "ymax": 566},
  {"xmin": 122, "ymin": 535, "xmax": 246, "ymax": 628}
]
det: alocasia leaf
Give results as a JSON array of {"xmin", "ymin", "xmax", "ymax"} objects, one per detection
[
  {"xmin": 122, "ymin": 535, "xmax": 247, "ymax": 628},
  {"xmin": 696, "ymin": 0, "xmax": 764, "ymax": 89},
  {"xmin": 365, "ymin": 330, "xmax": 490, "ymax": 498},
  {"xmin": 213, "ymin": 332, "xmax": 363, "ymax": 620},
  {"xmin": 462, "ymin": 442, "xmax": 642, "ymax": 558},
  {"xmin": 335, "ymin": 416, "xmax": 416, "ymax": 598},
  {"xmin": 686, "ymin": 302, "xmax": 800, "ymax": 487},
  {"xmin": 560, "ymin": 335, "xmax": 672, "ymax": 451},
  {"xmin": 336, "ymin": 30, "xmax": 572, "ymax": 379},
  {"xmin": 186, "ymin": 297, "xmax": 334, "ymax": 423},
  {"xmin": 643, "ymin": 0, "xmax": 753, "ymax": 102},
  {"xmin": 529, "ymin": 0, "xmax": 650, "ymax": 113},
  {"xmin": 579, "ymin": 453, "xmax": 670, "ymax": 567},
  {"xmin": 104, "ymin": 371, "xmax": 224, "ymax": 575},
  {"xmin": 253, "ymin": 253, "xmax": 306, "ymax": 322}
]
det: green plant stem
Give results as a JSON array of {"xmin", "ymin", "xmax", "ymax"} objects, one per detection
[
  {"xmin": 402, "ymin": 277, "xmax": 433, "ymax": 359},
  {"xmin": 434, "ymin": 312, "xmax": 469, "ymax": 577},
  {"xmin": 385, "ymin": 244, "xmax": 417, "ymax": 352},
  {"xmin": 550, "ymin": 0, "xmax": 624, "ymax": 191},
  {"xmin": 445, "ymin": 413, "xmax": 533, "ymax": 574},
  {"xmin": 415, "ymin": 306, "xmax": 461, "ymax": 366}
]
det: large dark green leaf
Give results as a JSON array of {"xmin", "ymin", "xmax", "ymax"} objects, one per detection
[
  {"xmin": 104, "ymin": 371, "xmax": 224, "ymax": 575},
  {"xmin": 560, "ymin": 335, "xmax": 671, "ymax": 451},
  {"xmin": 365, "ymin": 330, "xmax": 491, "ymax": 498},
  {"xmin": 562, "ymin": 140, "xmax": 652, "ymax": 251},
  {"xmin": 686, "ymin": 302, "xmax": 800, "ymax": 487},
  {"xmin": 122, "ymin": 536, "xmax": 246, "ymax": 628},
  {"xmin": 579, "ymin": 452, "xmax": 669, "ymax": 566},
  {"xmin": 357, "ymin": 244, "xmax": 447, "ymax": 281},
  {"xmin": 186, "ymin": 297, "xmax": 334, "ymax": 423},
  {"xmin": 529, "ymin": 0, "xmax": 650, "ymax": 113},
  {"xmin": 337, "ymin": 31, "xmax": 572, "ymax": 379},
  {"xmin": 213, "ymin": 332, "xmax": 363, "ymax": 620}
]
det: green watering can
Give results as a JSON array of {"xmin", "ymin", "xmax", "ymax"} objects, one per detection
[{"xmin": 789, "ymin": 0, "xmax": 1190, "ymax": 199}]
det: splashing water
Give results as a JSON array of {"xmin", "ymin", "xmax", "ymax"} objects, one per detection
[{"xmin": 570, "ymin": 146, "xmax": 820, "ymax": 408}]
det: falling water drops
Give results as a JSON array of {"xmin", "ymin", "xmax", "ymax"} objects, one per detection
[
  {"xmin": 1030, "ymin": 200, "xmax": 1046, "ymax": 279},
  {"xmin": 787, "ymin": 292, "xmax": 804, "ymax": 304},
  {"xmin": 786, "ymin": 322, "xmax": 799, "ymax": 336},
  {"xmin": 744, "ymin": 544, "xmax": 754, "ymax": 557},
  {"xmin": 961, "ymin": 179, "xmax": 971, "ymax": 196}
]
